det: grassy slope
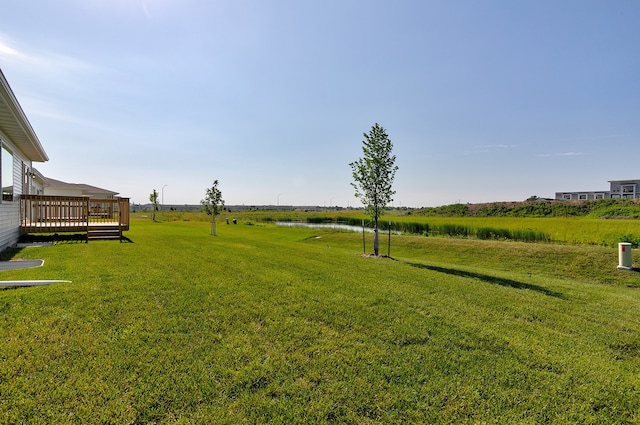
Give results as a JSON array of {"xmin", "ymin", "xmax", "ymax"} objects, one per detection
[{"xmin": 1, "ymin": 218, "xmax": 639, "ymax": 423}]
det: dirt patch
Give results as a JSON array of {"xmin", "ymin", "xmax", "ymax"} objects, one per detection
[{"xmin": 358, "ymin": 254, "xmax": 395, "ymax": 260}]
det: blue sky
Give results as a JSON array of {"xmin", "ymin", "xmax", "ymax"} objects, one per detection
[{"xmin": 1, "ymin": 1, "xmax": 638, "ymax": 207}]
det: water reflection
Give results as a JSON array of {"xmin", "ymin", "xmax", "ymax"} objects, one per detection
[
  {"xmin": 276, "ymin": 222, "xmax": 399, "ymax": 234},
  {"xmin": 276, "ymin": 222, "xmax": 375, "ymax": 233}
]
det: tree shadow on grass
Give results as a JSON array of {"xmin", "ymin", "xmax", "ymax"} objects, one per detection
[{"xmin": 407, "ymin": 262, "xmax": 567, "ymax": 300}]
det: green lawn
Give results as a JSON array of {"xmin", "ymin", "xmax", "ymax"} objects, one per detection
[{"xmin": 1, "ymin": 218, "xmax": 640, "ymax": 423}]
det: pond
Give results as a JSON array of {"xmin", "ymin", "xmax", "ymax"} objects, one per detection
[{"xmin": 276, "ymin": 222, "xmax": 398, "ymax": 234}]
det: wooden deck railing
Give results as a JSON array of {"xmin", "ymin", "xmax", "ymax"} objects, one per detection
[{"xmin": 20, "ymin": 195, "xmax": 130, "ymax": 234}]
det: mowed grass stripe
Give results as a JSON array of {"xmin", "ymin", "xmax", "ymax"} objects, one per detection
[{"xmin": 1, "ymin": 219, "xmax": 639, "ymax": 423}]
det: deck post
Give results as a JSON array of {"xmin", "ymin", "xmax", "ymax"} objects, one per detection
[{"xmin": 86, "ymin": 197, "xmax": 91, "ymax": 242}]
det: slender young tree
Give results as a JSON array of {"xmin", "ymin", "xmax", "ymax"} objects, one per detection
[
  {"xmin": 201, "ymin": 180, "xmax": 225, "ymax": 236},
  {"xmin": 349, "ymin": 123, "xmax": 398, "ymax": 256},
  {"xmin": 149, "ymin": 189, "xmax": 159, "ymax": 221}
]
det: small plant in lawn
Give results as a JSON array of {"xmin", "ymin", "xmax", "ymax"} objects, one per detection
[
  {"xmin": 201, "ymin": 180, "xmax": 224, "ymax": 236},
  {"xmin": 149, "ymin": 189, "xmax": 159, "ymax": 221}
]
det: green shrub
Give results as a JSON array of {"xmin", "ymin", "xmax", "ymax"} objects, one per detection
[
  {"xmin": 415, "ymin": 199, "xmax": 640, "ymax": 219},
  {"xmin": 415, "ymin": 203, "xmax": 470, "ymax": 217},
  {"xmin": 618, "ymin": 234, "xmax": 640, "ymax": 248}
]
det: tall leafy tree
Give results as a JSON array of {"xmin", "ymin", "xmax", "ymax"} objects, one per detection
[
  {"xmin": 149, "ymin": 189, "xmax": 159, "ymax": 221},
  {"xmin": 350, "ymin": 123, "xmax": 398, "ymax": 256},
  {"xmin": 201, "ymin": 180, "xmax": 225, "ymax": 236}
]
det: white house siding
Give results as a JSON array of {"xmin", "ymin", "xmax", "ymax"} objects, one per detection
[{"xmin": 0, "ymin": 134, "xmax": 29, "ymax": 250}]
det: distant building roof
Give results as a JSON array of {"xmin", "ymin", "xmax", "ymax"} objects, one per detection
[
  {"xmin": 43, "ymin": 176, "xmax": 119, "ymax": 197},
  {"xmin": 608, "ymin": 179, "xmax": 640, "ymax": 184}
]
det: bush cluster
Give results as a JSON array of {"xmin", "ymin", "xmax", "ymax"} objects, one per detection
[
  {"xmin": 618, "ymin": 234, "xmax": 640, "ymax": 248},
  {"xmin": 415, "ymin": 199, "xmax": 640, "ymax": 218}
]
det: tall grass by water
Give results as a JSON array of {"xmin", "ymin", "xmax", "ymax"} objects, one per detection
[
  {"xmin": 1, "ymin": 217, "xmax": 639, "ymax": 423},
  {"xmin": 247, "ymin": 210, "xmax": 635, "ymax": 246}
]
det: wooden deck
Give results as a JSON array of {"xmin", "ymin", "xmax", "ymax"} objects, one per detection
[{"xmin": 20, "ymin": 195, "xmax": 130, "ymax": 240}]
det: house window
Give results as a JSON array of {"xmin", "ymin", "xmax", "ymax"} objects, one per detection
[
  {"xmin": 595, "ymin": 193, "xmax": 605, "ymax": 200},
  {"xmin": 562, "ymin": 194, "xmax": 572, "ymax": 200},
  {"xmin": 579, "ymin": 194, "xmax": 588, "ymax": 200},
  {"xmin": 622, "ymin": 185, "xmax": 635, "ymax": 194},
  {"xmin": 1, "ymin": 145, "xmax": 14, "ymax": 202}
]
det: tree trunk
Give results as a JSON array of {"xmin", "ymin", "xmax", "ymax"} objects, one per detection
[
  {"xmin": 373, "ymin": 217, "xmax": 379, "ymax": 256},
  {"xmin": 211, "ymin": 214, "xmax": 217, "ymax": 236}
]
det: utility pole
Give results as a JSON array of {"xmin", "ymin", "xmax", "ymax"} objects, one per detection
[{"xmin": 162, "ymin": 184, "xmax": 168, "ymax": 210}]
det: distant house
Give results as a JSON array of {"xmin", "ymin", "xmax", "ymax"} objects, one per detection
[
  {"xmin": 39, "ymin": 175, "xmax": 118, "ymax": 199},
  {"xmin": 555, "ymin": 190, "xmax": 610, "ymax": 201},
  {"xmin": 0, "ymin": 70, "xmax": 49, "ymax": 250},
  {"xmin": 609, "ymin": 179, "xmax": 640, "ymax": 199},
  {"xmin": 555, "ymin": 179, "xmax": 640, "ymax": 201}
]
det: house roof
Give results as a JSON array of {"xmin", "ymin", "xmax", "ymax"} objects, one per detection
[
  {"xmin": 0, "ymin": 69, "xmax": 48, "ymax": 162},
  {"xmin": 44, "ymin": 177, "xmax": 119, "ymax": 197},
  {"xmin": 608, "ymin": 179, "xmax": 640, "ymax": 184}
]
